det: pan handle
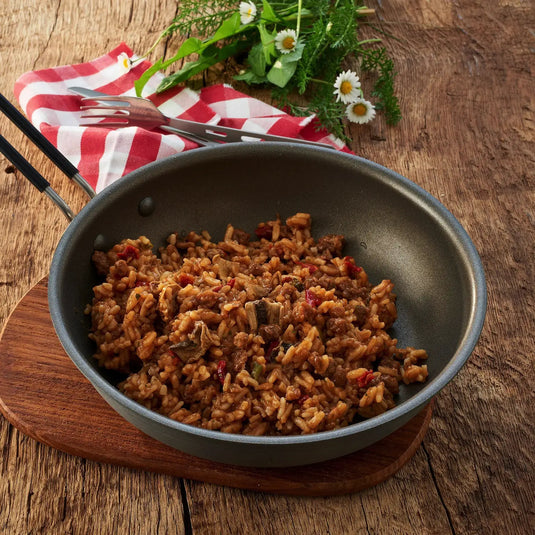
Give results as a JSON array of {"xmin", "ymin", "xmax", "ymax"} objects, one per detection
[
  {"xmin": 0, "ymin": 134, "xmax": 74, "ymax": 221},
  {"xmin": 0, "ymin": 92, "xmax": 95, "ymax": 199}
]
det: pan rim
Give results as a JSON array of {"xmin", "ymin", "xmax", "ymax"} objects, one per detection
[{"xmin": 49, "ymin": 142, "xmax": 487, "ymax": 448}]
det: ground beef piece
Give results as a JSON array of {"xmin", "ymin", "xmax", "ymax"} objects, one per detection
[
  {"xmin": 332, "ymin": 365, "xmax": 347, "ymax": 388},
  {"xmin": 277, "ymin": 225, "xmax": 292, "ymax": 239},
  {"xmin": 378, "ymin": 306, "xmax": 397, "ymax": 330},
  {"xmin": 258, "ymin": 324, "xmax": 281, "ymax": 343},
  {"xmin": 316, "ymin": 234, "xmax": 345, "ymax": 257},
  {"xmin": 291, "ymin": 301, "xmax": 318, "ymax": 324},
  {"xmin": 378, "ymin": 355, "xmax": 401, "ymax": 370},
  {"xmin": 246, "ymin": 263, "xmax": 265, "ymax": 276},
  {"xmin": 279, "ymin": 281, "xmax": 300, "ymax": 301},
  {"xmin": 231, "ymin": 228, "xmax": 250, "ymax": 245},
  {"xmin": 326, "ymin": 336, "xmax": 362, "ymax": 359},
  {"xmin": 336, "ymin": 279, "xmax": 370, "ymax": 300},
  {"xmin": 326, "ymin": 317, "xmax": 351, "ymax": 336},
  {"xmin": 230, "ymin": 349, "xmax": 248, "ymax": 374},
  {"xmin": 92, "ymin": 250, "xmax": 111, "ymax": 276},
  {"xmin": 313, "ymin": 274, "xmax": 337, "ymax": 291},
  {"xmin": 381, "ymin": 375, "xmax": 399, "ymax": 395},
  {"xmin": 182, "ymin": 384, "xmax": 197, "ymax": 403},
  {"xmin": 368, "ymin": 374, "xmax": 399, "ymax": 396},
  {"xmin": 304, "ymin": 275, "xmax": 329, "ymax": 292},
  {"xmin": 353, "ymin": 304, "xmax": 368, "ymax": 327}
]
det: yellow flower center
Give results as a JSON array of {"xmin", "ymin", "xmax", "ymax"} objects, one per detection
[
  {"xmin": 340, "ymin": 80, "xmax": 353, "ymax": 95},
  {"xmin": 282, "ymin": 36, "xmax": 295, "ymax": 50},
  {"xmin": 247, "ymin": 8, "xmax": 253, "ymax": 15},
  {"xmin": 353, "ymin": 103, "xmax": 367, "ymax": 116}
]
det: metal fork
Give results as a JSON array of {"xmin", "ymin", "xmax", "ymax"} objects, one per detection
[{"xmin": 71, "ymin": 86, "xmax": 334, "ymax": 149}]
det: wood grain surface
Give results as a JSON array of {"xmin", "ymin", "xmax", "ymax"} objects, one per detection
[
  {"xmin": 1, "ymin": 1, "xmax": 533, "ymax": 534},
  {"xmin": 0, "ymin": 278, "xmax": 434, "ymax": 497}
]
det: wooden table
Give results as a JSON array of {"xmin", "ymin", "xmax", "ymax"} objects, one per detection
[{"xmin": 1, "ymin": 1, "xmax": 533, "ymax": 533}]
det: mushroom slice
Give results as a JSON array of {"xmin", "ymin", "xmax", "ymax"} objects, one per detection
[
  {"xmin": 213, "ymin": 255, "xmax": 240, "ymax": 279},
  {"xmin": 245, "ymin": 299, "xmax": 282, "ymax": 332},
  {"xmin": 169, "ymin": 321, "xmax": 219, "ymax": 362}
]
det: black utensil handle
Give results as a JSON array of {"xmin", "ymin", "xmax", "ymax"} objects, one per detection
[
  {"xmin": 0, "ymin": 134, "xmax": 49, "ymax": 192},
  {"xmin": 0, "ymin": 134, "xmax": 75, "ymax": 221},
  {"xmin": 0, "ymin": 92, "xmax": 79, "ymax": 178}
]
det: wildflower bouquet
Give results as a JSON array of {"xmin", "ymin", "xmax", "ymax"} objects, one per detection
[{"xmin": 134, "ymin": 0, "xmax": 401, "ymax": 141}]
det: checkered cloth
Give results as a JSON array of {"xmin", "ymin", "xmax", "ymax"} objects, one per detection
[{"xmin": 14, "ymin": 43, "xmax": 349, "ymax": 193}]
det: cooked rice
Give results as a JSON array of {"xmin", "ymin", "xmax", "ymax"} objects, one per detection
[{"xmin": 87, "ymin": 213, "xmax": 428, "ymax": 435}]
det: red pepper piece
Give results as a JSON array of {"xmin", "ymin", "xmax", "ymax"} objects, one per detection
[
  {"xmin": 343, "ymin": 256, "xmax": 362, "ymax": 278},
  {"xmin": 227, "ymin": 278, "xmax": 236, "ymax": 288},
  {"xmin": 217, "ymin": 360, "xmax": 227, "ymax": 384},
  {"xmin": 117, "ymin": 245, "xmax": 139, "ymax": 261},
  {"xmin": 296, "ymin": 260, "xmax": 318, "ymax": 273},
  {"xmin": 134, "ymin": 280, "xmax": 149, "ymax": 287},
  {"xmin": 212, "ymin": 285, "xmax": 223, "ymax": 292},
  {"xmin": 357, "ymin": 370, "xmax": 375, "ymax": 388},
  {"xmin": 305, "ymin": 289, "xmax": 322, "ymax": 307},
  {"xmin": 178, "ymin": 273, "xmax": 194, "ymax": 286}
]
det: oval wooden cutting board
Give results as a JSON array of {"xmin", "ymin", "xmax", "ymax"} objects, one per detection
[{"xmin": 0, "ymin": 278, "xmax": 432, "ymax": 496}]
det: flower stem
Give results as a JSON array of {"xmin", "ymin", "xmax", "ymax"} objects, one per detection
[
  {"xmin": 309, "ymin": 78, "xmax": 331, "ymax": 86},
  {"xmin": 357, "ymin": 8, "xmax": 376, "ymax": 17},
  {"xmin": 296, "ymin": 0, "xmax": 303, "ymax": 37},
  {"xmin": 358, "ymin": 38, "xmax": 382, "ymax": 45}
]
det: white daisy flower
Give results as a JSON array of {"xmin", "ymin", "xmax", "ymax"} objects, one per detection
[
  {"xmin": 117, "ymin": 52, "xmax": 132, "ymax": 74},
  {"xmin": 333, "ymin": 70, "xmax": 361, "ymax": 103},
  {"xmin": 275, "ymin": 29, "xmax": 298, "ymax": 54},
  {"xmin": 346, "ymin": 98, "xmax": 376, "ymax": 124},
  {"xmin": 239, "ymin": 1, "xmax": 257, "ymax": 24}
]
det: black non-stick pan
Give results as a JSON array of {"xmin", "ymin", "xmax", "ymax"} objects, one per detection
[{"xmin": 1, "ymin": 95, "xmax": 486, "ymax": 467}]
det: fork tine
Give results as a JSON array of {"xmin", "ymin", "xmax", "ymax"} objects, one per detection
[
  {"xmin": 80, "ymin": 104, "xmax": 131, "ymax": 112},
  {"xmin": 79, "ymin": 121, "xmax": 132, "ymax": 128},
  {"xmin": 80, "ymin": 95, "xmax": 133, "ymax": 103},
  {"xmin": 80, "ymin": 113, "xmax": 129, "ymax": 120}
]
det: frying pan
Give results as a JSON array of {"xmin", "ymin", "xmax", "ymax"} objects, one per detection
[
  {"xmin": 39, "ymin": 142, "xmax": 486, "ymax": 467},
  {"xmin": 0, "ymin": 90, "xmax": 486, "ymax": 467}
]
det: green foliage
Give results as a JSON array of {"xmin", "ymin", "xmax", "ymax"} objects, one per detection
[
  {"xmin": 327, "ymin": 0, "xmax": 359, "ymax": 49},
  {"xmin": 168, "ymin": 0, "xmax": 240, "ymax": 37},
  {"xmin": 135, "ymin": 0, "xmax": 402, "ymax": 138},
  {"xmin": 360, "ymin": 47, "xmax": 401, "ymax": 125}
]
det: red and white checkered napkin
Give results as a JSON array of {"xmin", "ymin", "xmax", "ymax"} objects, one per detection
[{"xmin": 14, "ymin": 43, "xmax": 350, "ymax": 193}]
